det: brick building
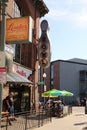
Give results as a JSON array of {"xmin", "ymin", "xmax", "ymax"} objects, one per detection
[
  {"xmin": 39, "ymin": 58, "xmax": 87, "ymax": 105},
  {"xmin": 0, "ymin": 0, "xmax": 49, "ymax": 112}
]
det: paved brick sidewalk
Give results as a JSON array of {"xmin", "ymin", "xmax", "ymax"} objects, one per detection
[{"xmin": 35, "ymin": 112, "xmax": 87, "ymax": 130}]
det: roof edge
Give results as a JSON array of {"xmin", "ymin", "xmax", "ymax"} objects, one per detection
[{"xmin": 31, "ymin": 0, "xmax": 49, "ymax": 17}]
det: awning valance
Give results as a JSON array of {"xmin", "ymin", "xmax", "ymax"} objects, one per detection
[{"xmin": 7, "ymin": 72, "xmax": 32, "ymax": 84}]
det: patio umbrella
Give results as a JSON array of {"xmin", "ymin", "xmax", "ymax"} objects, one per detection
[
  {"xmin": 62, "ymin": 90, "xmax": 74, "ymax": 96},
  {"xmin": 42, "ymin": 89, "xmax": 65, "ymax": 97}
]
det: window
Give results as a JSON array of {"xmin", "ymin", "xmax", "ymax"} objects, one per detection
[
  {"xmin": 50, "ymin": 64, "xmax": 54, "ymax": 87},
  {"xmin": 51, "ymin": 64, "xmax": 54, "ymax": 79},
  {"xmin": 51, "ymin": 80, "xmax": 53, "ymax": 85},
  {"xmin": 12, "ymin": 1, "xmax": 21, "ymax": 18},
  {"xmin": 80, "ymin": 71, "xmax": 87, "ymax": 81},
  {"xmin": 12, "ymin": 1, "xmax": 21, "ymax": 62}
]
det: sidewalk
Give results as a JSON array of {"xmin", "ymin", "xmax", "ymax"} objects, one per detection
[{"xmin": 35, "ymin": 107, "xmax": 87, "ymax": 130}]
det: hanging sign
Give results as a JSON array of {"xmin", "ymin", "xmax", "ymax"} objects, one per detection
[{"xmin": 6, "ymin": 16, "xmax": 32, "ymax": 44}]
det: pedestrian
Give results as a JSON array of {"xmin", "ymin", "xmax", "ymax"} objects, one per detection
[
  {"xmin": 57, "ymin": 100, "xmax": 64, "ymax": 117},
  {"xmin": 5, "ymin": 92, "xmax": 16, "ymax": 117}
]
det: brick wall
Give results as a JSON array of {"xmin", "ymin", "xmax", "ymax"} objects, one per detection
[{"xmin": 54, "ymin": 61, "xmax": 60, "ymax": 89}]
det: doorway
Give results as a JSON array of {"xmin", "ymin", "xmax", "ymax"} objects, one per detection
[{"xmin": 9, "ymin": 84, "xmax": 31, "ymax": 112}]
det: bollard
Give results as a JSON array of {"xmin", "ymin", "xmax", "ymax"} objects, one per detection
[{"xmin": 85, "ymin": 106, "xmax": 87, "ymax": 114}]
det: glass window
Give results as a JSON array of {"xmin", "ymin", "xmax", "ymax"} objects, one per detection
[
  {"xmin": 51, "ymin": 64, "xmax": 54, "ymax": 79},
  {"xmin": 12, "ymin": 1, "xmax": 21, "ymax": 17},
  {"xmin": 51, "ymin": 80, "xmax": 53, "ymax": 85},
  {"xmin": 12, "ymin": 1, "xmax": 21, "ymax": 62},
  {"xmin": 80, "ymin": 71, "xmax": 85, "ymax": 80},
  {"xmin": 50, "ymin": 64, "xmax": 54, "ymax": 88}
]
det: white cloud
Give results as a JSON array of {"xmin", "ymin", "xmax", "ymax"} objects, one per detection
[
  {"xmin": 74, "ymin": 0, "xmax": 87, "ymax": 4},
  {"xmin": 44, "ymin": 0, "xmax": 87, "ymax": 28},
  {"xmin": 73, "ymin": 12, "xmax": 87, "ymax": 28}
]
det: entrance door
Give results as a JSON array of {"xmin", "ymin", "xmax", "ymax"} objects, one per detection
[{"xmin": 9, "ymin": 84, "xmax": 31, "ymax": 112}]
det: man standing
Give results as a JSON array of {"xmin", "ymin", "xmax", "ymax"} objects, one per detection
[{"xmin": 5, "ymin": 92, "xmax": 15, "ymax": 117}]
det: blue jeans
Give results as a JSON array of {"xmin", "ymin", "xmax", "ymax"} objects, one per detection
[{"xmin": 9, "ymin": 105, "xmax": 14, "ymax": 116}]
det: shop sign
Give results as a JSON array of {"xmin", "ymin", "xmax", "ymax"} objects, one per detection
[
  {"xmin": 6, "ymin": 16, "xmax": 32, "ymax": 44},
  {"xmin": 0, "ymin": 67, "xmax": 7, "ymax": 83},
  {"xmin": 13, "ymin": 63, "xmax": 32, "ymax": 79}
]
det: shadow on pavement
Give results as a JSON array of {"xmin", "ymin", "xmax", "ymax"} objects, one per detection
[{"xmin": 74, "ymin": 122, "xmax": 87, "ymax": 126}]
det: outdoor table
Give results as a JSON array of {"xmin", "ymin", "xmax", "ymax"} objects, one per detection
[
  {"xmin": 1, "ymin": 111, "xmax": 12, "ymax": 125},
  {"xmin": 2, "ymin": 111, "xmax": 9, "ymax": 115}
]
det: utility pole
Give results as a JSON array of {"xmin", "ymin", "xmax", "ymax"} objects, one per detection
[{"xmin": 0, "ymin": 0, "xmax": 8, "ymax": 128}]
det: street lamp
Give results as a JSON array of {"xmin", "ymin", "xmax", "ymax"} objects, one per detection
[
  {"xmin": 43, "ymin": 73, "xmax": 46, "ymax": 103},
  {"xmin": 43, "ymin": 73, "xmax": 47, "ymax": 91},
  {"xmin": 43, "ymin": 73, "xmax": 47, "ymax": 78}
]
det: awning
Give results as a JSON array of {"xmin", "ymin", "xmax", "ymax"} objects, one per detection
[{"xmin": 7, "ymin": 72, "xmax": 32, "ymax": 84}]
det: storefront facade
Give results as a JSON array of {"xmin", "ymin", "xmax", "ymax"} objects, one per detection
[
  {"xmin": 2, "ymin": 62, "xmax": 33, "ymax": 112},
  {"xmin": 0, "ymin": 0, "xmax": 49, "ymax": 111}
]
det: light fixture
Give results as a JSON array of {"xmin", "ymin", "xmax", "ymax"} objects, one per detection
[{"xmin": 43, "ymin": 73, "xmax": 46, "ymax": 78}]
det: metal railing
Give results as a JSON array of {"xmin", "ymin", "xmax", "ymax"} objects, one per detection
[{"xmin": 1, "ymin": 108, "xmax": 52, "ymax": 130}]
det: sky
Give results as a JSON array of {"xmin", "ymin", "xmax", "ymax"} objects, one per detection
[{"xmin": 41, "ymin": 0, "xmax": 87, "ymax": 62}]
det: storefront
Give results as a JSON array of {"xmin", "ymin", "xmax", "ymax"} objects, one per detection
[
  {"xmin": 2, "ymin": 62, "xmax": 33, "ymax": 113},
  {"xmin": 9, "ymin": 83, "xmax": 31, "ymax": 112},
  {"xmin": 7, "ymin": 71, "xmax": 33, "ymax": 113}
]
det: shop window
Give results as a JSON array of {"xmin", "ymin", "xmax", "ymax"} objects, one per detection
[{"xmin": 9, "ymin": 84, "xmax": 30, "ymax": 112}]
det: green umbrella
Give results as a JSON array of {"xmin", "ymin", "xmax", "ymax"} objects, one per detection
[
  {"xmin": 42, "ymin": 89, "xmax": 65, "ymax": 97},
  {"xmin": 62, "ymin": 90, "xmax": 74, "ymax": 96}
]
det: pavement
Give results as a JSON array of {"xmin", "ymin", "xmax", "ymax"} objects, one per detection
[{"xmin": 35, "ymin": 107, "xmax": 87, "ymax": 130}]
